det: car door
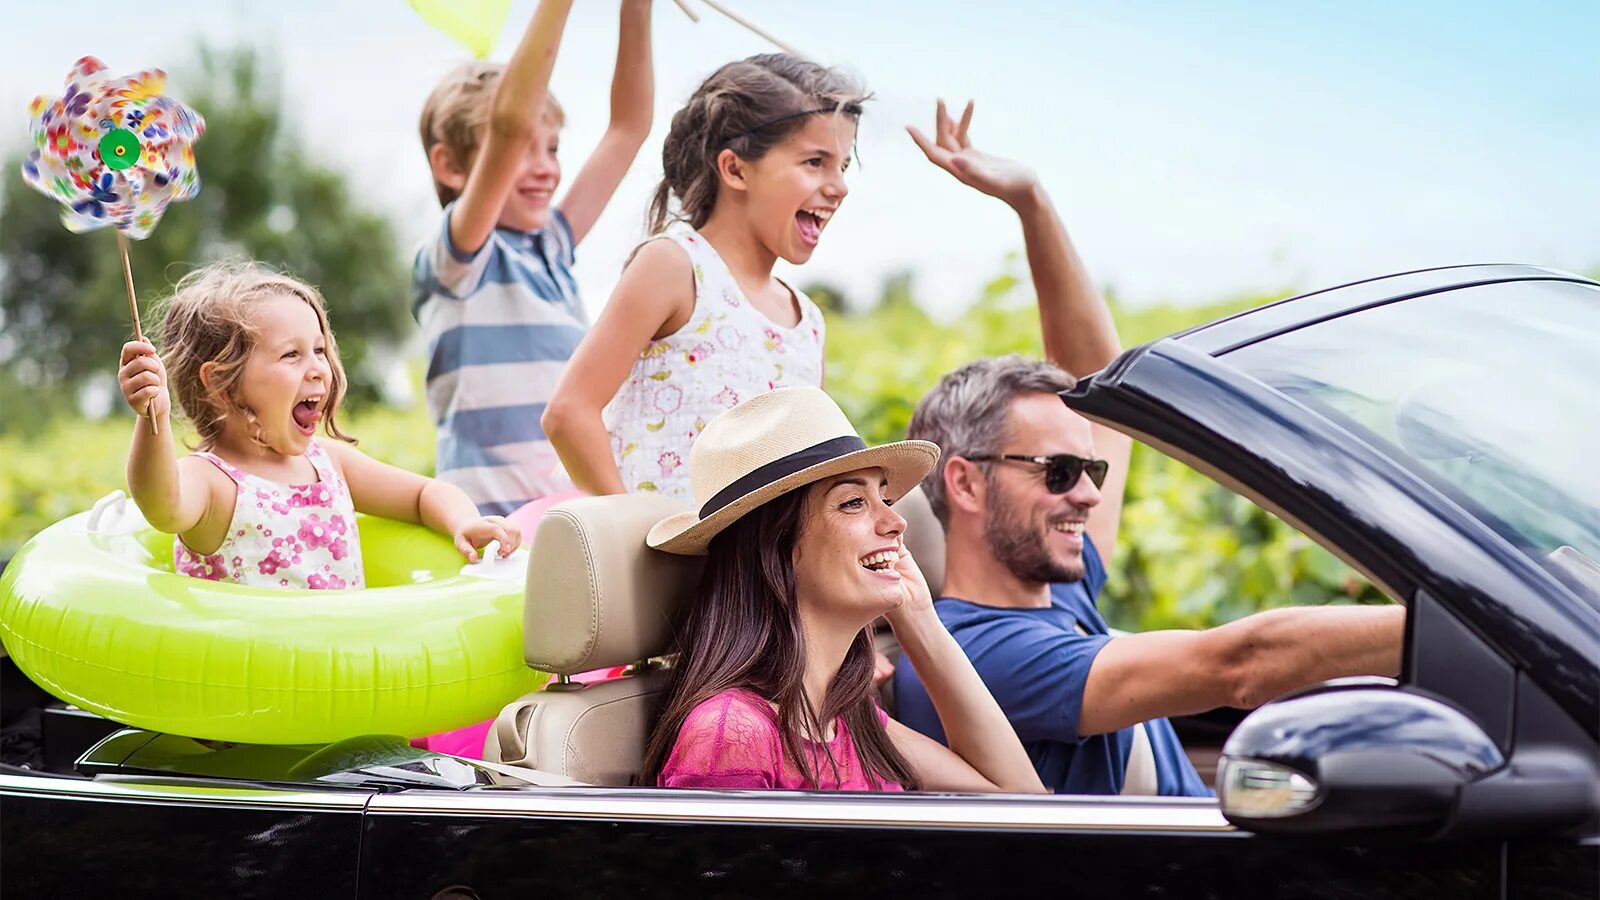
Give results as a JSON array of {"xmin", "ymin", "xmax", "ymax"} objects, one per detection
[
  {"xmin": 0, "ymin": 771, "xmax": 370, "ymax": 898},
  {"xmin": 355, "ymin": 785, "xmax": 1512, "ymax": 899}
]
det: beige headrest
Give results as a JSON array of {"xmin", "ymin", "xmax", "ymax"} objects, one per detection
[
  {"xmin": 898, "ymin": 486, "xmax": 946, "ymax": 599},
  {"xmin": 523, "ymin": 494, "xmax": 703, "ymax": 674}
]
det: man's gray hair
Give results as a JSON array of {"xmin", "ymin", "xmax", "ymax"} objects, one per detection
[{"xmin": 907, "ymin": 354, "xmax": 1077, "ymax": 526}]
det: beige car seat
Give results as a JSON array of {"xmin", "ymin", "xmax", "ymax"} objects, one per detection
[{"xmin": 484, "ymin": 494, "xmax": 701, "ymax": 785}]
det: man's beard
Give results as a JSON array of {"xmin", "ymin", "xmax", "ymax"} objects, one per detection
[{"xmin": 983, "ymin": 478, "xmax": 1086, "ymax": 584}]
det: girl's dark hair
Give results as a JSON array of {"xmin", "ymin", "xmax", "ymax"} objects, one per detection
[
  {"xmin": 648, "ymin": 53, "xmax": 866, "ymax": 234},
  {"xmin": 641, "ymin": 485, "xmax": 916, "ymax": 789}
]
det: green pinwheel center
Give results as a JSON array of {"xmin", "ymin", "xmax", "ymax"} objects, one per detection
[{"xmin": 99, "ymin": 128, "xmax": 141, "ymax": 171}]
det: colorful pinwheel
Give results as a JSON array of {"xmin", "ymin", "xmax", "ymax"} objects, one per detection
[
  {"xmin": 23, "ymin": 56, "xmax": 205, "ymax": 241},
  {"xmin": 21, "ymin": 56, "xmax": 206, "ymax": 432}
]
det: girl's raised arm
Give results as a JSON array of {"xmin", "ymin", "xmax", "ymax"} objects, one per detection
[
  {"xmin": 541, "ymin": 238, "xmax": 694, "ymax": 496},
  {"xmin": 120, "ymin": 340, "xmax": 223, "ymax": 538}
]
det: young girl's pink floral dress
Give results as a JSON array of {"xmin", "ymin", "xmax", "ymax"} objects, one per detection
[
  {"xmin": 604, "ymin": 229, "xmax": 826, "ymax": 502},
  {"xmin": 174, "ymin": 440, "xmax": 366, "ymax": 590}
]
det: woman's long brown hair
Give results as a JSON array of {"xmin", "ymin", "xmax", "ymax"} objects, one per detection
[{"xmin": 641, "ymin": 486, "xmax": 916, "ymax": 789}]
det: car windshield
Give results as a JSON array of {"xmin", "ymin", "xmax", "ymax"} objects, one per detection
[{"xmin": 1222, "ymin": 279, "xmax": 1600, "ymax": 602}]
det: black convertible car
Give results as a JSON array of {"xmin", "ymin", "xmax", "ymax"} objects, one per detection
[{"xmin": 3, "ymin": 264, "xmax": 1596, "ymax": 898}]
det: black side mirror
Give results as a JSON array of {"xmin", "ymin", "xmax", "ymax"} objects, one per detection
[{"xmin": 1218, "ymin": 683, "xmax": 1595, "ymax": 839}]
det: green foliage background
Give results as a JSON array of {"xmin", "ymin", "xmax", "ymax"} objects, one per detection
[
  {"xmin": 0, "ymin": 257, "xmax": 1384, "ymax": 632},
  {"xmin": 0, "ymin": 47, "xmax": 1389, "ymax": 633}
]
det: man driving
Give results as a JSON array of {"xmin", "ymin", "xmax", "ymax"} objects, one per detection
[{"xmin": 892, "ymin": 136, "xmax": 1405, "ymax": 795}]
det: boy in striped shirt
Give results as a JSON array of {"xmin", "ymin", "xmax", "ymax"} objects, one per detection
[{"xmin": 413, "ymin": 0, "xmax": 653, "ymax": 514}]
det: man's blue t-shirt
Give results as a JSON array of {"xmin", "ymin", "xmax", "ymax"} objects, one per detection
[{"xmin": 894, "ymin": 536, "xmax": 1212, "ymax": 797}]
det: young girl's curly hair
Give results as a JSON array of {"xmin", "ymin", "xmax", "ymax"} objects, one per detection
[
  {"xmin": 156, "ymin": 261, "xmax": 355, "ymax": 450},
  {"xmin": 649, "ymin": 53, "xmax": 866, "ymax": 234}
]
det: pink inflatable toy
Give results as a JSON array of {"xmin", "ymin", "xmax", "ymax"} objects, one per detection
[{"xmin": 504, "ymin": 490, "xmax": 586, "ymax": 542}]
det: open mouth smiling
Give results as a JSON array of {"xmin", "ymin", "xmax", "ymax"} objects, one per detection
[
  {"xmin": 795, "ymin": 206, "xmax": 834, "ymax": 247},
  {"xmin": 291, "ymin": 394, "xmax": 323, "ymax": 436}
]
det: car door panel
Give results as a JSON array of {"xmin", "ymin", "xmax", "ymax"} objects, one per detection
[
  {"xmin": 357, "ymin": 790, "xmax": 1505, "ymax": 898},
  {"xmin": 0, "ymin": 773, "xmax": 367, "ymax": 898},
  {"xmin": 1506, "ymin": 840, "xmax": 1600, "ymax": 900}
]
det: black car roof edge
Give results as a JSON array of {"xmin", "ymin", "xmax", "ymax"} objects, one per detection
[
  {"xmin": 1171, "ymin": 264, "xmax": 1594, "ymax": 352},
  {"xmin": 1205, "ymin": 274, "xmax": 1596, "ymax": 358}
]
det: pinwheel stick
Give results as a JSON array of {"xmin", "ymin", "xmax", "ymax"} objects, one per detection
[{"xmin": 116, "ymin": 230, "xmax": 158, "ymax": 435}]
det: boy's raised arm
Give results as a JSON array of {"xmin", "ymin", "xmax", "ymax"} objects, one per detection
[
  {"xmin": 559, "ymin": 0, "xmax": 655, "ymax": 246},
  {"xmin": 450, "ymin": 0, "xmax": 576, "ymax": 257}
]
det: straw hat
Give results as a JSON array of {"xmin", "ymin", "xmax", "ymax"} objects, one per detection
[{"xmin": 647, "ymin": 387, "xmax": 940, "ymax": 556}]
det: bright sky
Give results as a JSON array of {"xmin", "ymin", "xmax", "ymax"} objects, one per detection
[{"xmin": 4, "ymin": 0, "xmax": 1596, "ymax": 319}]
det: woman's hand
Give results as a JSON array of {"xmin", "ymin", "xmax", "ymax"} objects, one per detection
[
  {"xmin": 880, "ymin": 539, "xmax": 1048, "ymax": 795},
  {"xmin": 453, "ymin": 516, "xmax": 522, "ymax": 563},
  {"xmin": 907, "ymin": 99, "xmax": 1041, "ymax": 210},
  {"xmin": 892, "ymin": 544, "xmax": 934, "ymax": 614},
  {"xmin": 118, "ymin": 339, "xmax": 171, "ymax": 422}
]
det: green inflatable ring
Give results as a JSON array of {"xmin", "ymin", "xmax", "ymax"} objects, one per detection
[{"xmin": 0, "ymin": 502, "xmax": 545, "ymax": 744}]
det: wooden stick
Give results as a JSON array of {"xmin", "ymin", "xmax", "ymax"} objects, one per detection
[
  {"xmin": 117, "ymin": 230, "xmax": 143, "ymax": 343},
  {"xmin": 671, "ymin": 0, "xmax": 700, "ymax": 23},
  {"xmin": 117, "ymin": 230, "xmax": 158, "ymax": 435},
  {"xmin": 697, "ymin": 0, "xmax": 798, "ymax": 55}
]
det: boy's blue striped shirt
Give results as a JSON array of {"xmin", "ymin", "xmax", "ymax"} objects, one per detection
[{"xmin": 411, "ymin": 205, "xmax": 586, "ymax": 516}]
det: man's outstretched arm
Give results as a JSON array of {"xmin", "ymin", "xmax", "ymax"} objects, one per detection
[{"xmin": 1078, "ymin": 604, "xmax": 1407, "ymax": 737}]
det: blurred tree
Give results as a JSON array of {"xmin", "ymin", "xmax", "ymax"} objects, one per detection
[
  {"xmin": 797, "ymin": 280, "xmax": 848, "ymax": 314},
  {"xmin": 0, "ymin": 46, "xmax": 412, "ymax": 435},
  {"xmin": 876, "ymin": 269, "xmax": 917, "ymax": 311}
]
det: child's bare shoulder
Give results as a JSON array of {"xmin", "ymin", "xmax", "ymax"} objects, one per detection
[
  {"xmin": 616, "ymin": 237, "xmax": 696, "ymax": 317},
  {"xmin": 626, "ymin": 236, "xmax": 693, "ymax": 279},
  {"xmin": 314, "ymin": 439, "xmax": 379, "ymax": 482},
  {"xmin": 317, "ymin": 438, "xmax": 357, "ymax": 464},
  {"xmin": 177, "ymin": 452, "xmax": 233, "ymax": 488},
  {"xmin": 176, "ymin": 453, "xmax": 239, "ymax": 535}
]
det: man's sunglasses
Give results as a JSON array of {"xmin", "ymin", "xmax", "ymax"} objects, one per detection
[{"xmin": 964, "ymin": 453, "xmax": 1110, "ymax": 493}]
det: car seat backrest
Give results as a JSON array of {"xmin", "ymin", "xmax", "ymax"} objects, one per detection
[
  {"xmin": 522, "ymin": 494, "xmax": 702, "ymax": 674},
  {"xmin": 487, "ymin": 494, "xmax": 702, "ymax": 785}
]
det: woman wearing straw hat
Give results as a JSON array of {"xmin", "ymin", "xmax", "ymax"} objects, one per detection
[{"xmin": 641, "ymin": 387, "xmax": 1046, "ymax": 792}]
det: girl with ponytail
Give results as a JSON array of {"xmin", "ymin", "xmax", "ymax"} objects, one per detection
[{"xmin": 543, "ymin": 53, "xmax": 864, "ymax": 502}]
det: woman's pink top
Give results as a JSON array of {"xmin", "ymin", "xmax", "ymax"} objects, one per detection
[
  {"xmin": 173, "ymin": 440, "xmax": 365, "ymax": 590},
  {"xmin": 658, "ymin": 688, "xmax": 906, "ymax": 791}
]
